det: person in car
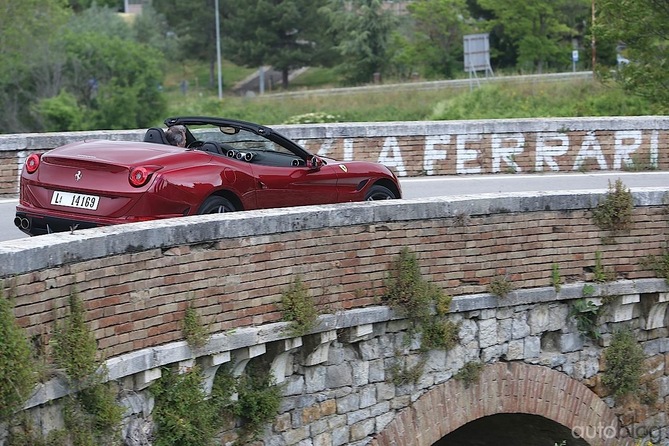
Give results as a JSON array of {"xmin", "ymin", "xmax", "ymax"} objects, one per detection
[{"xmin": 166, "ymin": 125, "xmax": 187, "ymax": 147}]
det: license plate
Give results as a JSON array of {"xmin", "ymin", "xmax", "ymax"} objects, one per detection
[{"xmin": 51, "ymin": 190, "xmax": 100, "ymax": 210}]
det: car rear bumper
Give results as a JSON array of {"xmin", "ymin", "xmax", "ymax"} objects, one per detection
[
  {"xmin": 14, "ymin": 211, "xmax": 105, "ymax": 236},
  {"xmin": 14, "ymin": 203, "xmax": 164, "ymax": 236}
]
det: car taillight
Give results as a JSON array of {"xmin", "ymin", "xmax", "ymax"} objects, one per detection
[
  {"xmin": 25, "ymin": 154, "xmax": 41, "ymax": 174},
  {"xmin": 129, "ymin": 166, "xmax": 161, "ymax": 187}
]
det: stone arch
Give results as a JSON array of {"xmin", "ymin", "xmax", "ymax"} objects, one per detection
[{"xmin": 371, "ymin": 362, "xmax": 621, "ymax": 446}]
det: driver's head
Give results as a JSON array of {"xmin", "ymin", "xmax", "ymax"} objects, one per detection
[{"xmin": 166, "ymin": 125, "xmax": 187, "ymax": 147}]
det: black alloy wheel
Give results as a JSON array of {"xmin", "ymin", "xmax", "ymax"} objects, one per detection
[
  {"xmin": 365, "ymin": 185, "xmax": 397, "ymax": 201},
  {"xmin": 197, "ymin": 196, "xmax": 237, "ymax": 214}
]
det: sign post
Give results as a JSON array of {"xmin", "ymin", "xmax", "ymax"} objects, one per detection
[{"xmin": 464, "ymin": 33, "xmax": 494, "ymax": 89}]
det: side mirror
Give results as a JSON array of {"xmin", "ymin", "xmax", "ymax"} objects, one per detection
[{"xmin": 310, "ymin": 156, "xmax": 324, "ymax": 170}]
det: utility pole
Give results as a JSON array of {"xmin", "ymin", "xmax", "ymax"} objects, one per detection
[
  {"xmin": 215, "ymin": 0, "xmax": 223, "ymax": 99},
  {"xmin": 591, "ymin": 0, "xmax": 596, "ymax": 75}
]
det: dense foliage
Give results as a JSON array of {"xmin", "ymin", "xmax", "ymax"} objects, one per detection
[
  {"xmin": 169, "ymin": 76, "xmax": 660, "ymax": 126},
  {"xmin": 0, "ymin": 0, "xmax": 666, "ymax": 133},
  {"xmin": 220, "ymin": 0, "xmax": 334, "ymax": 88},
  {"xmin": 321, "ymin": 0, "xmax": 399, "ymax": 84},
  {"xmin": 0, "ymin": 290, "xmax": 37, "ymax": 420},
  {"xmin": 0, "ymin": 1, "xmax": 166, "ymax": 133},
  {"xmin": 602, "ymin": 329, "xmax": 646, "ymax": 398},
  {"xmin": 595, "ymin": 0, "xmax": 669, "ymax": 110},
  {"xmin": 477, "ymin": 0, "xmax": 591, "ymax": 73}
]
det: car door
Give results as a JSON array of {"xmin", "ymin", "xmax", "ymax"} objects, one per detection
[{"xmin": 252, "ymin": 163, "xmax": 341, "ymax": 208}]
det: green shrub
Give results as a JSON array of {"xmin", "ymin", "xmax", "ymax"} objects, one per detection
[
  {"xmin": 52, "ymin": 292, "xmax": 98, "ymax": 381},
  {"xmin": 641, "ymin": 249, "xmax": 669, "ymax": 284},
  {"xmin": 151, "ymin": 366, "xmax": 218, "ymax": 446},
  {"xmin": 421, "ymin": 320, "xmax": 459, "ymax": 351},
  {"xmin": 384, "ymin": 247, "xmax": 433, "ymax": 321},
  {"xmin": 33, "ymin": 90, "xmax": 85, "ymax": 132},
  {"xmin": 592, "ymin": 179, "xmax": 634, "ymax": 232},
  {"xmin": 570, "ymin": 299, "xmax": 601, "ymax": 341},
  {"xmin": 551, "ymin": 263, "xmax": 562, "ymax": 292},
  {"xmin": 488, "ymin": 275, "xmax": 514, "ymax": 298},
  {"xmin": 230, "ymin": 365, "xmax": 283, "ymax": 443},
  {"xmin": 582, "ymin": 283, "xmax": 596, "ymax": 297},
  {"xmin": 6, "ymin": 414, "xmax": 67, "ymax": 446},
  {"xmin": 182, "ymin": 300, "xmax": 210, "ymax": 349},
  {"xmin": 593, "ymin": 251, "xmax": 615, "ymax": 282},
  {"xmin": 281, "ymin": 276, "xmax": 319, "ymax": 337},
  {"xmin": 384, "ymin": 248, "xmax": 458, "ymax": 351},
  {"xmin": 602, "ymin": 329, "xmax": 646, "ymax": 398},
  {"xmin": 0, "ymin": 289, "xmax": 37, "ymax": 420},
  {"xmin": 454, "ymin": 361, "xmax": 484, "ymax": 388},
  {"xmin": 388, "ymin": 355, "xmax": 426, "ymax": 386},
  {"xmin": 62, "ymin": 382, "xmax": 124, "ymax": 446},
  {"xmin": 51, "ymin": 291, "xmax": 123, "ymax": 445},
  {"xmin": 151, "ymin": 362, "xmax": 282, "ymax": 446}
]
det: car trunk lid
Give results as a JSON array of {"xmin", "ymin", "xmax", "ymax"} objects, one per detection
[{"xmin": 25, "ymin": 140, "xmax": 191, "ymax": 217}]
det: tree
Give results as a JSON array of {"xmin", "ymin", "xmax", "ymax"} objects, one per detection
[
  {"xmin": 0, "ymin": 0, "xmax": 71, "ymax": 132},
  {"xmin": 476, "ymin": 0, "xmax": 590, "ymax": 72},
  {"xmin": 322, "ymin": 0, "xmax": 398, "ymax": 85},
  {"xmin": 401, "ymin": 0, "xmax": 475, "ymax": 78},
  {"xmin": 28, "ymin": 7, "xmax": 167, "ymax": 131},
  {"xmin": 219, "ymin": 0, "xmax": 331, "ymax": 89},
  {"xmin": 152, "ymin": 0, "xmax": 221, "ymax": 88},
  {"xmin": 0, "ymin": 2, "xmax": 168, "ymax": 132},
  {"xmin": 131, "ymin": 4, "xmax": 179, "ymax": 57},
  {"xmin": 595, "ymin": 0, "xmax": 669, "ymax": 111},
  {"xmin": 53, "ymin": 30, "xmax": 166, "ymax": 130}
]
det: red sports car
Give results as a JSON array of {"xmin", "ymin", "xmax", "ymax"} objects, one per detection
[{"xmin": 15, "ymin": 116, "xmax": 401, "ymax": 236}]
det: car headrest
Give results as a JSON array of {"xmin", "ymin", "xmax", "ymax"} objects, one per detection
[{"xmin": 143, "ymin": 128, "xmax": 169, "ymax": 145}]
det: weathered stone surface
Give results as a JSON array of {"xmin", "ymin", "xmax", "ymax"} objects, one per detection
[
  {"xmin": 528, "ymin": 304, "xmax": 568, "ymax": 335},
  {"xmin": 511, "ymin": 312, "xmax": 531, "ymax": 339},
  {"xmin": 524, "ymin": 336, "xmax": 541, "ymax": 358},
  {"xmin": 559, "ymin": 332, "xmax": 584, "ymax": 353},
  {"xmin": 479, "ymin": 318, "xmax": 498, "ymax": 348},
  {"xmin": 506, "ymin": 339, "xmax": 525, "ymax": 360},
  {"xmin": 350, "ymin": 418, "xmax": 375, "ymax": 441},
  {"xmin": 337, "ymin": 393, "xmax": 360, "ymax": 414},
  {"xmin": 326, "ymin": 363, "xmax": 354, "ymax": 388}
]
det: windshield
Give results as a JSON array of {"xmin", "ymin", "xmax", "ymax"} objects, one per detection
[{"xmin": 187, "ymin": 125, "xmax": 295, "ymax": 155}]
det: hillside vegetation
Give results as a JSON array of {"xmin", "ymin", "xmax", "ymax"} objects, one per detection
[{"xmin": 161, "ymin": 67, "xmax": 661, "ymax": 125}]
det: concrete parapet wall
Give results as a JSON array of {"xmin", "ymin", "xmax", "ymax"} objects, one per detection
[
  {"xmin": 2, "ymin": 116, "xmax": 669, "ymax": 196},
  {"xmin": 2, "ymin": 188, "xmax": 668, "ymax": 360}
]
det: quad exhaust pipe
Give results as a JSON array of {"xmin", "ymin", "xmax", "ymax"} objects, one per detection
[{"xmin": 14, "ymin": 216, "xmax": 30, "ymax": 230}]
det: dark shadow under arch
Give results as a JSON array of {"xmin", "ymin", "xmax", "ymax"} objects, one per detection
[
  {"xmin": 371, "ymin": 362, "xmax": 621, "ymax": 446},
  {"xmin": 435, "ymin": 413, "xmax": 590, "ymax": 445}
]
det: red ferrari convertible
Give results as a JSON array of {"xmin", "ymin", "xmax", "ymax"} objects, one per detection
[{"xmin": 15, "ymin": 116, "xmax": 401, "ymax": 236}]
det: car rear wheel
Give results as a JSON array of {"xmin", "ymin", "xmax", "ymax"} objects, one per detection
[
  {"xmin": 365, "ymin": 185, "xmax": 397, "ymax": 201},
  {"xmin": 198, "ymin": 196, "xmax": 236, "ymax": 214}
]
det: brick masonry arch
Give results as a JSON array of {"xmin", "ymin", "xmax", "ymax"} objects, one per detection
[{"xmin": 371, "ymin": 362, "xmax": 621, "ymax": 446}]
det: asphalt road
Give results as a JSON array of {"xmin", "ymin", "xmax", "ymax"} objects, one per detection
[{"xmin": 2, "ymin": 171, "xmax": 668, "ymax": 243}]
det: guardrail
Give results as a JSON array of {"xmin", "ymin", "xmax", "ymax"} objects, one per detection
[{"xmin": 260, "ymin": 71, "xmax": 595, "ymax": 99}]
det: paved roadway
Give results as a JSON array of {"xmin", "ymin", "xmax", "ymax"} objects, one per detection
[{"xmin": 1, "ymin": 171, "xmax": 668, "ymax": 242}]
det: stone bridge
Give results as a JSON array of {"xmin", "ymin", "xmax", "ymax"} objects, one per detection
[
  {"xmin": 2, "ymin": 187, "xmax": 669, "ymax": 446},
  {"xmin": 3, "ymin": 117, "xmax": 669, "ymax": 445}
]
